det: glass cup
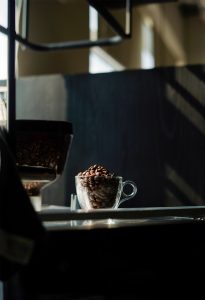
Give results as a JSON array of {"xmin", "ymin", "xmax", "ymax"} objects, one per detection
[{"xmin": 75, "ymin": 175, "xmax": 137, "ymax": 210}]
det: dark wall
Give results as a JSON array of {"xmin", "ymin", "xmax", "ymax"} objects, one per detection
[{"xmin": 66, "ymin": 65, "xmax": 205, "ymax": 207}]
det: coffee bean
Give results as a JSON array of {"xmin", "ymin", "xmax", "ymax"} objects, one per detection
[{"xmin": 76, "ymin": 165, "xmax": 119, "ymax": 209}]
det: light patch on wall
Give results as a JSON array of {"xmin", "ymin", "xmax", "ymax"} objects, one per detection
[
  {"xmin": 141, "ymin": 17, "xmax": 155, "ymax": 69},
  {"xmin": 89, "ymin": 5, "xmax": 98, "ymax": 41},
  {"xmin": 0, "ymin": 0, "xmax": 7, "ymax": 27},
  {"xmin": 0, "ymin": 34, "xmax": 7, "ymax": 80},
  {"xmin": 0, "ymin": 0, "xmax": 8, "ymax": 80},
  {"xmin": 89, "ymin": 47, "xmax": 125, "ymax": 74},
  {"xmin": 0, "ymin": 98, "xmax": 6, "ymax": 125},
  {"xmin": 88, "ymin": 5, "xmax": 125, "ymax": 74}
]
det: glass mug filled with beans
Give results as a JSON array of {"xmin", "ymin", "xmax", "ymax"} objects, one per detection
[{"xmin": 75, "ymin": 165, "xmax": 137, "ymax": 210}]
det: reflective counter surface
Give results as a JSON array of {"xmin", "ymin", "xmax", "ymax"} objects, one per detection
[{"xmin": 39, "ymin": 205, "xmax": 205, "ymax": 231}]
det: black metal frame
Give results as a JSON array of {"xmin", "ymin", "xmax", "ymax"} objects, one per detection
[
  {"xmin": 0, "ymin": 23, "xmax": 124, "ymax": 51},
  {"xmin": 1, "ymin": 0, "xmax": 131, "ymax": 51},
  {"xmin": 6, "ymin": 0, "xmax": 16, "ymax": 152}
]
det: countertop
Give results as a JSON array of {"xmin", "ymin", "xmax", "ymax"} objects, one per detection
[{"xmin": 39, "ymin": 205, "xmax": 205, "ymax": 230}]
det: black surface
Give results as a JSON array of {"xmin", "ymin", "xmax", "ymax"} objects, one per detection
[
  {"xmin": 0, "ymin": 127, "xmax": 45, "ymax": 282},
  {"xmin": 6, "ymin": 220, "xmax": 205, "ymax": 299}
]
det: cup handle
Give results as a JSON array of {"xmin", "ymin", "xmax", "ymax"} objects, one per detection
[{"xmin": 117, "ymin": 180, "xmax": 137, "ymax": 208}]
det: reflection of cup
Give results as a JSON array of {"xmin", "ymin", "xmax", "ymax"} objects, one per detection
[{"xmin": 75, "ymin": 176, "xmax": 137, "ymax": 210}]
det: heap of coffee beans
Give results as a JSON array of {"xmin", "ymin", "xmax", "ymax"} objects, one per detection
[
  {"xmin": 77, "ymin": 164, "xmax": 114, "ymax": 179},
  {"xmin": 22, "ymin": 181, "xmax": 42, "ymax": 196},
  {"xmin": 77, "ymin": 165, "xmax": 119, "ymax": 209},
  {"xmin": 16, "ymin": 132, "xmax": 68, "ymax": 173}
]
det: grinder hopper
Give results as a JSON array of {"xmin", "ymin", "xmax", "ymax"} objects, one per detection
[{"xmin": 15, "ymin": 120, "xmax": 73, "ymax": 210}]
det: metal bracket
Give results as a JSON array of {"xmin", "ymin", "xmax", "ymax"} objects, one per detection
[
  {"xmin": 6, "ymin": 0, "xmax": 131, "ymax": 51},
  {"xmin": 0, "ymin": 0, "xmax": 131, "ymax": 51}
]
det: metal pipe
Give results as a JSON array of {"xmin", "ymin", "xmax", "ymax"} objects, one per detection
[
  {"xmin": 15, "ymin": 34, "xmax": 122, "ymax": 51},
  {"xmin": 0, "ymin": 1, "xmax": 128, "ymax": 51},
  {"xmin": 0, "ymin": 25, "xmax": 122, "ymax": 51},
  {"xmin": 7, "ymin": 0, "xmax": 16, "ymax": 154}
]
